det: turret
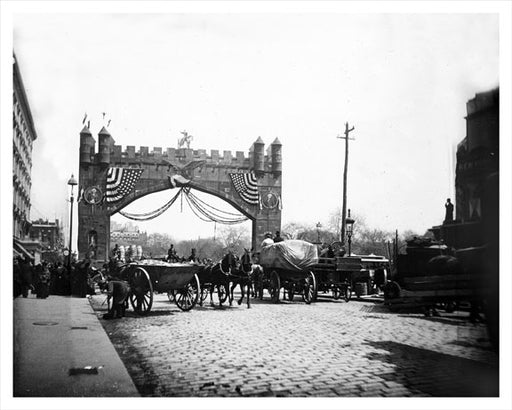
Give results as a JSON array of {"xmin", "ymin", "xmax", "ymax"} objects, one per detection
[
  {"xmin": 98, "ymin": 126, "xmax": 114, "ymax": 165},
  {"xmin": 270, "ymin": 137, "xmax": 282, "ymax": 175},
  {"xmin": 251, "ymin": 136, "xmax": 265, "ymax": 174},
  {"xmin": 79, "ymin": 125, "xmax": 95, "ymax": 164}
]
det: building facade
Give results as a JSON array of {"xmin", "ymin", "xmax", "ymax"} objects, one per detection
[
  {"xmin": 13, "ymin": 53, "xmax": 37, "ymax": 240},
  {"xmin": 30, "ymin": 219, "xmax": 64, "ymax": 251},
  {"xmin": 13, "ymin": 53, "xmax": 43, "ymax": 263}
]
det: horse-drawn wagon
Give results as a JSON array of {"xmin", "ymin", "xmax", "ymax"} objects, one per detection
[
  {"xmin": 257, "ymin": 240, "xmax": 318, "ymax": 304},
  {"xmin": 383, "ymin": 237, "xmax": 483, "ymax": 313},
  {"xmin": 313, "ymin": 250, "xmax": 389, "ymax": 301},
  {"xmin": 112, "ymin": 260, "xmax": 202, "ymax": 314}
]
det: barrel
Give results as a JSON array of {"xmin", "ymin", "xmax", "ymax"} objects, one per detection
[{"xmin": 354, "ymin": 282, "xmax": 367, "ymax": 297}]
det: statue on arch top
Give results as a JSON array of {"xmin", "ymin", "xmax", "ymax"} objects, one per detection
[{"xmin": 178, "ymin": 130, "xmax": 193, "ymax": 149}]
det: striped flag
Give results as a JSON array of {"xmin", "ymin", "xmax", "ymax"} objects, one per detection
[
  {"xmin": 106, "ymin": 167, "xmax": 144, "ymax": 203},
  {"xmin": 229, "ymin": 172, "xmax": 259, "ymax": 205}
]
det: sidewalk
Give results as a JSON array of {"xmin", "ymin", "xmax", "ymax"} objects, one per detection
[{"xmin": 13, "ymin": 294, "xmax": 139, "ymax": 397}]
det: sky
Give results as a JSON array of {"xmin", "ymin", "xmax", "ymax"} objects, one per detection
[{"xmin": 3, "ymin": 3, "xmax": 505, "ymax": 247}]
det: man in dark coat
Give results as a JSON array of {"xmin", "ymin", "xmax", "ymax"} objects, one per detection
[
  {"xmin": 103, "ymin": 278, "xmax": 131, "ymax": 319},
  {"xmin": 20, "ymin": 256, "xmax": 34, "ymax": 298},
  {"xmin": 13, "ymin": 257, "xmax": 22, "ymax": 298},
  {"xmin": 187, "ymin": 248, "xmax": 198, "ymax": 263},
  {"xmin": 444, "ymin": 198, "xmax": 454, "ymax": 223},
  {"xmin": 273, "ymin": 231, "xmax": 284, "ymax": 243}
]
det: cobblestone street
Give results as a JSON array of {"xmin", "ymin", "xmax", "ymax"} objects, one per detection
[{"xmin": 89, "ymin": 292, "xmax": 498, "ymax": 398}]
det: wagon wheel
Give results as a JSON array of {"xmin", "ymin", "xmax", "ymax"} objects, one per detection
[
  {"xmin": 128, "ymin": 267, "xmax": 153, "ymax": 315},
  {"xmin": 175, "ymin": 274, "xmax": 200, "ymax": 311},
  {"xmin": 269, "ymin": 271, "xmax": 281, "ymax": 303},
  {"xmin": 167, "ymin": 289, "xmax": 176, "ymax": 303},
  {"xmin": 217, "ymin": 284, "xmax": 228, "ymax": 304},
  {"xmin": 302, "ymin": 271, "xmax": 317, "ymax": 304},
  {"xmin": 383, "ymin": 281, "xmax": 401, "ymax": 300},
  {"xmin": 332, "ymin": 287, "xmax": 340, "ymax": 300}
]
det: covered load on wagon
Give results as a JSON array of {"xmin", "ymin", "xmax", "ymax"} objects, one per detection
[{"xmin": 259, "ymin": 239, "xmax": 318, "ymax": 272}]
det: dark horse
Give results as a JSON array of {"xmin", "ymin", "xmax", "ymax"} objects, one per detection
[
  {"xmin": 199, "ymin": 252, "xmax": 238, "ymax": 308},
  {"xmin": 229, "ymin": 249, "xmax": 264, "ymax": 308}
]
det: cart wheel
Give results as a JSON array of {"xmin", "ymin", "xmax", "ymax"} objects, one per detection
[
  {"xmin": 129, "ymin": 267, "xmax": 153, "ymax": 315},
  {"xmin": 332, "ymin": 287, "xmax": 340, "ymax": 300},
  {"xmin": 167, "ymin": 289, "xmax": 176, "ymax": 303},
  {"xmin": 175, "ymin": 274, "xmax": 200, "ymax": 311},
  {"xmin": 287, "ymin": 286, "xmax": 295, "ymax": 301},
  {"xmin": 269, "ymin": 271, "xmax": 280, "ymax": 303},
  {"xmin": 343, "ymin": 285, "xmax": 351, "ymax": 302},
  {"xmin": 302, "ymin": 271, "xmax": 316, "ymax": 304},
  {"xmin": 217, "ymin": 284, "xmax": 228, "ymax": 304},
  {"xmin": 384, "ymin": 281, "xmax": 401, "ymax": 300}
]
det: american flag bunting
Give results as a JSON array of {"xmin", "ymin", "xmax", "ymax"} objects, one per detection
[
  {"xmin": 106, "ymin": 167, "xmax": 144, "ymax": 203},
  {"xmin": 229, "ymin": 172, "xmax": 259, "ymax": 205}
]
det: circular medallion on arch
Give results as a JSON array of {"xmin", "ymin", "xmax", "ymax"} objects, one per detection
[
  {"xmin": 261, "ymin": 190, "xmax": 280, "ymax": 209},
  {"xmin": 84, "ymin": 186, "xmax": 104, "ymax": 205}
]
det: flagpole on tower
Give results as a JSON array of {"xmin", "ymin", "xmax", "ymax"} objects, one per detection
[{"xmin": 337, "ymin": 122, "xmax": 355, "ymax": 245}]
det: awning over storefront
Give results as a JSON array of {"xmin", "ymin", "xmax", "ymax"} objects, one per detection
[{"xmin": 13, "ymin": 237, "xmax": 35, "ymax": 260}]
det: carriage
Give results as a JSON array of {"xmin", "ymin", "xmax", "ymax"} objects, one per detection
[
  {"xmin": 311, "ymin": 250, "xmax": 389, "ymax": 301},
  {"xmin": 383, "ymin": 237, "xmax": 483, "ymax": 313},
  {"xmin": 112, "ymin": 259, "xmax": 203, "ymax": 314},
  {"xmin": 257, "ymin": 240, "xmax": 318, "ymax": 304}
]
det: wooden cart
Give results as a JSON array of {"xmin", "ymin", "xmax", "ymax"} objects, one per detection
[{"xmin": 115, "ymin": 260, "xmax": 203, "ymax": 314}]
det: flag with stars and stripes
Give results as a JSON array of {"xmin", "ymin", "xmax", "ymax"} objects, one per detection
[
  {"xmin": 105, "ymin": 167, "xmax": 144, "ymax": 203},
  {"xmin": 229, "ymin": 172, "xmax": 259, "ymax": 205}
]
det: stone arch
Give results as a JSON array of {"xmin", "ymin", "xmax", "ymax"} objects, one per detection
[{"xmin": 77, "ymin": 126, "xmax": 283, "ymax": 262}]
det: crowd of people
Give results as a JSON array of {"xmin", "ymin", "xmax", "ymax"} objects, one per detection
[
  {"xmin": 166, "ymin": 245, "xmax": 212, "ymax": 265},
  {"xmin": 13, "ymin": 255, "xmax": 96, "ymax": 299}
]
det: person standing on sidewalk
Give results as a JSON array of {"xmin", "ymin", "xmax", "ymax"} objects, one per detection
[
  {"xmin": 37, "ymin": 262, "xmax": 51, "ymax": 299},
  {"xmin": 13, "ymin": 257, "xmax": 22, "ymax": 298},
  {"xmin": 20, "ymin": 256, "xmax": 34, "ymax": 298}
]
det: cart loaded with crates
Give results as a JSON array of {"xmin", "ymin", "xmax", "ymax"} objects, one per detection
[
  {"xmin": 258, "ymin": 240, "xmax": 318, "ymax": 304},
  {"xmin": 383, "ymin": 237, "xmax": 483, "ymax": 312},
  {"xmin": 313, "ymin": 250, "xmax": 389, "ymax": 300},
  {"xmin": 112, "ymin": 259, "xmax": 203, "ymax": 314}
]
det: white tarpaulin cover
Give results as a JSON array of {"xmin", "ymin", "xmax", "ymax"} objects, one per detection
[{"xmin": 260, "ymin": 240, "xmax": 318, "ymax": 272}]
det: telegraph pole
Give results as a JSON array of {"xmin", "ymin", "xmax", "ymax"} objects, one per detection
[{"xmin": 337, "ymin": 122, "xmax": 355, "ymax": 244}]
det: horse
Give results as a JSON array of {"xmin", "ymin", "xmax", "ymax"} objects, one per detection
[
  {"xmin": 228, "ymin": 249, "xmax": 254, "ymax": 308},
  {"xmin": 229, "ymin": 249, "xmax": 265, "ymax": 307},
  {"xmin": 198, "ymin": 252, "xmax": 238, "ymax": 308}
]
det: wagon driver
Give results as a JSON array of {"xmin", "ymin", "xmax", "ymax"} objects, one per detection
[{"xmin": 261, "ymin": 232, "xmax": 274, "ymax": 249}]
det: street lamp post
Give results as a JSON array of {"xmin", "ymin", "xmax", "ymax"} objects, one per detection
[
  {"xmin": 67, "ymin": 174, "xmax": 78, "ymax": 269},
  {"xmin": 345, "ymin": 209, "xmax": 355, "ymax": 256},
  {"xmin": 316, "ymin": 222, "xmax": 322, "ymax": 244}
]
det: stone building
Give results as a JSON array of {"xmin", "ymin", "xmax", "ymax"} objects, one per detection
[
  {"xmin": 13, "ymin": 53, "xmax": 41, "ymax": 262},
  {"xmin": 430, "ymin": 87, "xmax": 499, "ymax": 248},
  {"xmin": 30, "ymin": 219, "xmax": 64, "ymax": 251}
]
